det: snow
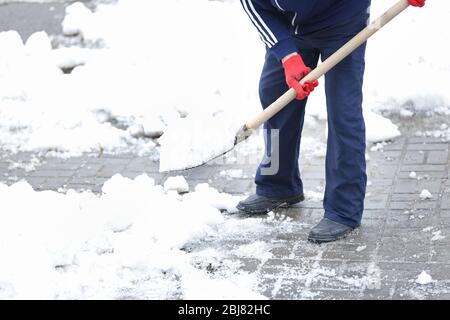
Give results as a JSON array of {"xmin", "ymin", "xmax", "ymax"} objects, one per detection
[
  {"xmin": 25, "ymin": 31, "xmax": 52, "ymax": 54},
  {"xmin": 419, "ymin": 189, "xmax": 432, "ymax": 200},
  {"xmin": 51, "ymin": 46, "xmax": 92, "ymax": 70},
  {"xmin": 233, "ymin": 241, "xmax": 273, "ymax": 263},
  {"xmin": 267, "ymin": 212, "xmax": 291, "ymax": 223},
  {"xmin": 415, "ymin": 271, "xmax": 433, "ymax": 285},
  {"xmin": 300, "ymin": 137, "xmax": 327, "ymax": 160},
  {"xmin": 363, "ymin": 110, "xmax": 401, "ymax": 143},
  {"xmin": 7, "ymin": 155, "xmax": 41, "ymax": 172},
  {"xmin": 184, "ymin": 183, "xmax": 244, "ymax": 214},
  {"xmin": 304, "ymin": 190, "xmax": 324, "ymax": 202},
  {"xmin": 368, "ymin": 2, "xmax": 450, "ymax": 117},
  {"xmin": 400, "ymin": 108, "xmax": 414, "ymax": 118},
  {"xmin": 1, "ymin": 0, "xmax": 262, "ymax": 160},
  {"xmin": 219, "ymin": 169, "xmax": 245, "ymax": 179},
  {"xmin": 0, "ymin": 0, "xmax": 448, "ymax": 166},
  {"xmin": 62, "ymin": 2, "xmax": 94, "ymax": 36},
  {"xmin": 423, "ymin": 227, "xmax": 446, "ymax": 241},
  {"xmin": 0, "ymin": 174, "xmax": 268, "ymax": 299},
  {"xmin": 163, "ymin": 176, "xmax": 189, "ymax": 194},
  {"xmin": 159, "ymin": 113, "xmax": 242, "ymax": 172},
  {"xmin": 431, "ymin": 230, "xmax": 445, "ymax": 242},
  {"xmin": 356, "ymin": 245, "xmax": 367, "ymax": 252}
]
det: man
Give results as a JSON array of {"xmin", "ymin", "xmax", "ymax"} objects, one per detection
[{"xmin": 237, "ymin": 0, "xmax": 426, "ymax": 243}]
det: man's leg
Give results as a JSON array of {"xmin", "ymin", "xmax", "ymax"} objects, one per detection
[
  {"xmin": 309, "ymin": 42, "xmax": 367, "ymax": 241},
  {"xmin": 238, "ymin": 48, "xmax": 320, "ymax": 214},
  {"xmin": 256, "ymin": 48, "xmax": 320, "ymax": 198}
]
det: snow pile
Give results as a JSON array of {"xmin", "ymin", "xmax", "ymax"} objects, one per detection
[
  {"xmin": 415, "ymin": 271, "xmax": 433, "ymax": 285},
  {"xmin": 0, "ymin": 174, "xmax": 263, "ymax": 299},
  {"xmin": 0, "ymin": 0, "xmax": 262, "ymax": 159},
  {"xmin": 0, "ymin": 30, "xmax": 148, "ymax": 157},
  {"xmin": 363, "ymin": 110, "xmax": 401, "ymax": 142},
  {"xmin": 184, "ymin": 183, "xmax": 245, "ymax": 214},
  {"xmin": 163, "ymin": 176, "xmax": 189, "ymax": 194},
  {"xmin": 233, "ymin": 241, "xmax": 273, "ymax": 263},
  {"xmin": 62, "ymin": 2, "xmax": 94, "ymax": 36},
  {"xmin": 419, "ymin": 189, "xmax": 432, "ymax": 200},
  {"xmin": 305, "ymin": 1, "xmax": 450, "ymax": 140}
]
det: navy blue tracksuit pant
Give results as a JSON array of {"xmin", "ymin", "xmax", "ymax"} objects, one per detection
[{"xmin": 255, "ymin": 22, "xmax": 368, "ymax": 228}]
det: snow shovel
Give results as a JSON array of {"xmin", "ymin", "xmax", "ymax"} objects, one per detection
[{"xmin": 159, "ymin": 0, "xmax": 412, "ymax": 172}]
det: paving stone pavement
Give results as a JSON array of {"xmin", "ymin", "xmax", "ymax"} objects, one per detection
[{"xmin": 1, "ymin": 115, "xmax": 450, "ymax": 300}]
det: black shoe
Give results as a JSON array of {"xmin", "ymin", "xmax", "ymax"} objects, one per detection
[
  {"xmin": 308, "ymin": 218, "xmax": 356, "ymax": 243},
  {"xmin": 236, "ymin": 193, "xmax": 304, "ymax": 214}
]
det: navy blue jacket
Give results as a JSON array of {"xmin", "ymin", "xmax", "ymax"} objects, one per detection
[{"xmin": 240, "ymin": 0, "xmax": 371, "ymax": 60}]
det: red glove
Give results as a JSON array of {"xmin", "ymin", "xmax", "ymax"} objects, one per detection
[
  {"xmin": 282, "ymin": 53, "xmax": 318, "ymax": 100},
  {"xmin": 408, "ymin": 0, "xmax": 425, "ymax": 7}
]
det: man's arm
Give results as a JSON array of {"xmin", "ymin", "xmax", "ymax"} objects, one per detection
[
  {"xmin": 240, "ymin": 0, "xmax": 318, "ymax": 100},
  {"xmin": 239, "ymin": 0, "xmax": 297, "ymax": 61}
]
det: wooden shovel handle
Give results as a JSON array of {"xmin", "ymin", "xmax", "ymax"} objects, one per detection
[{"xmin": 245, "ymin": 0, "xmax": 410, "ymax": 130}]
